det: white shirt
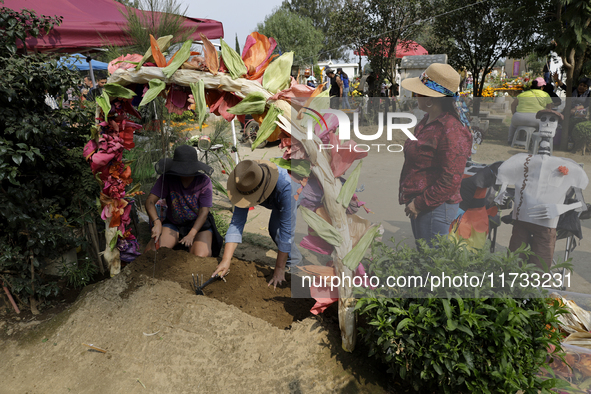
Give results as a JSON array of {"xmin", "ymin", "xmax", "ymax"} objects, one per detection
[{"xmin": 496, "ymin": 154, "xmax": 588, "ymax": 228}]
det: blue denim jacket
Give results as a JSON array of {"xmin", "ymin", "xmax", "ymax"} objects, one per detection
[{"xmin": 225, "ymin": 167, "xmax": 295, "ymax": 254}]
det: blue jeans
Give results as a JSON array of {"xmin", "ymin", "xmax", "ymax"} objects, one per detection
[
  {"xmin": 410, "ymin": 203, "xmax": 458, "ymax": 247},
  {"xmin": 342, "ymin": 87, "xmax": 351, "ymax": 109},
  {"xmin": 268, "ymin": 177, "xmax": 302, "ymax": 268}
]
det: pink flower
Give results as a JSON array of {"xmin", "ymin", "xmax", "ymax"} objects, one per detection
[
  {"xmin": 108, "ymin": 54, "xmax": 143, "ymax": 75},
  {"xmin": 558, "ymin": 166, "xmax": 569, "ymax": 175}
]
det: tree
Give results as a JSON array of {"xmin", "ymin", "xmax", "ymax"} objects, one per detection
[
  {"xmin": 432, "ymin": 0, "xmax": 551, "ymax": 115},
  {"xmin": 257, "ymin": 8, "xmax": 324, "ymax": 67},
  {"xmin": 281, "ymin": 0, "xmax": 346, "ymax": 61},
  {"xmin": 550, "ymin": 0, "xmax": 591, "ymax": 150},
  {"xmin": 330, "ymin": 0, "xmax": 427, "ymax": 120},
  {"xmin": 0, "ymin": 7, "xmax": 99, "ymax": 312}
]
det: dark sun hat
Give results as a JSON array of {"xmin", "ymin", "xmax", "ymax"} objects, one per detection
[
  {"xmin": 227, "ymin": 160, "xmax": 279, "ymax": 208},
  {"xmin": 155, "ymin": 145, "xmax": 213, "ymax": 177}
]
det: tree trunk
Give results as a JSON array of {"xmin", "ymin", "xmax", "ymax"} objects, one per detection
[{"xmin": 104, "ymin": 221, "xmax": 121, "ymax": 277}]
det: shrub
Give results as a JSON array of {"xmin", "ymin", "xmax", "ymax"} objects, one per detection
[
  {"xmin": 0, "ymin": 7, "xmax": 99, "ymax": 310},
  {"xmin": 356, "ymin": 237, "xmax": 568, "ymax": 393},
  {"xmin": 572, "ymin": 121, "xmax": 591, "ymax": 155}
]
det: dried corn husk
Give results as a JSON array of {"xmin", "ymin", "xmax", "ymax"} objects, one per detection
[
  {"xmin": 551, "ymin": 293, "xmax": 591, "ymax": 333},
  {"xmin": 342, "ymin": 225, "xmax": 380, "ymax": 270},
  {"xmin": 220, "ymin": 39, "xmax": 247, "ymax": 79},
  {"xmin": 103, "ymin": 83, "xmax": 136, "ymax": 99},
  {"xmin": 162, "ymin": 40, "xmax": 193, "ymax": 78},
  {"xmin": 96, "ymin": 90, "xmax": 111, "ymax": 117},
  {"xmin": 251, "ymin": 104, "xmax": 282, "ymax": 149},
  {"xmin": 139, "ymin": 79, "xmax": 166, "ymax": 108},
  {"xmin": 227, "ymin": 92, "xmax": 266, "ymax": 115},
  {"xmin": 269, "ymin": 158, "xmax": 311, "ymax": 177},
  {"xmin": 200, "ymin": 34, "xmax": 219, "ymax": 75},
  {"xmin": 190, "ymin": 80, "xmax": 207, "ymax": 129},
  {"xmin": 564, "ymin": 332, "xmax": 591, "ymax": 349},
  {"xmin": 262, "ymin": 52, "xmax": 293, "ymax": 93},
  {"xmin": 337, "ymin": 160, "xmax": 362, "ymax": 208},
  {"xmin": 301, "ymin": 206, "xmax": 343, "ymax": 246}
]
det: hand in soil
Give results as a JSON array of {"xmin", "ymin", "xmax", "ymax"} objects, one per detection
[
  {"xmin": 212, "ymin": 260, "xmax": 231, "ymax": 278},
  {"xmin": 268, "ymin": 266, "xmax": 285, "ymax": 289},
  {"xmin": 179, "ymin": 232, "xmax": 196, "ymax": 248}
]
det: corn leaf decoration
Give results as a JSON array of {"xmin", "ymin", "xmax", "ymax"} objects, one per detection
[
  {"xmin": 301, "ymin": 207, "xmax": 344, "ymax": 246},
  {"xmin": 189, "ymin": 80, "xmax": 208, "ymax": 129},
  {"xmin": 227, "ymin": 92, "xmax": 266, "ymax": 115},
  {"xmin": 138, "ymin": 79, "xmax": 166, "ymax": 107},
  {"xmin": 103, "ymin": 83, "xmax": 136, "ymax": 99},
  {"xmin": 200, "ymin": 33, "xmax": 219, "ymax": 75},
  {"xmin": 342, "ymin": 225, "xmax": 380, "ymax": 270},
  {"xmin": 220, "ymin": 39, "xmax": 247, "ymax": 79},
  {"xmin": 269, "ymin": 158, "xmax": 311, "ymax": 177},
  {"xmin": 149, "ymin": 34, "xmax": 167, "ymax": 68},
  {"xmin": 162, "ymin": 40, "xmax": 193, "ymax": 78},
  {"xmin": 251, "ymin": 104, "xmax": 282, "ymax": 149},
  {"xmin": 136, "ymin": 35, "xmax": 173, "ymax": 70},
  {"xmin": 262, "ymin": 52, "xmax": 293, "ymax": 93},
  {"xmin": 96, "ymin": 90, "xmax": 111, "ymax": 117},
  {"xmin": 336, "ymin": 160, "xmax": 362, "ymax": 208}
]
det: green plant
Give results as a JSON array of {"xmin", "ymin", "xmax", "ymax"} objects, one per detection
[
  {"xmin": 211, "ymin": 210, "xmax": 229, "ymax": 238},
  {"xmin": 58, "ymin": 254, "xmax": 98, "ymax": 289},
  {"xmin": 356, "ymin": 237, "xmax": 569, "ymax": 393},
  {"xmin": 572, "ymin": 121, "xmax": 591, "ymax": 155},
  {"xmin": 169, "ymin": 110, "xmax": 195, "ymax": 123},
  {"xmin": 0, "ymin": 7, "xmax": 99, "ymax": 311}
]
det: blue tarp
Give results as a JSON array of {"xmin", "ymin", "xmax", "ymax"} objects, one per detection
[{"xmin": 60, "ymin": 54, "xmax": 109, "ymax": 71}]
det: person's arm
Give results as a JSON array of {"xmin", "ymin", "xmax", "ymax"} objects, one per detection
[
  {"xmin": 145, "ymin": 193, "xmax": 163, "ymax": 244},
  {"xmin": 212, "ymin": 206, "xmax": 249, "ymax": 277},
  {"xmin": 337, "ymin": 76, "xmax": 343, "ymax": 97},
  {"xmin": 511, "ymin": 98, "xmax": 519, "ymax": 114},
  {"xmin": 179, "ymin": 207, "xmax": 209, "ymax": 247}
]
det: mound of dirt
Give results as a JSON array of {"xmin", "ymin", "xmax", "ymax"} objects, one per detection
[
  {"xmin": 0, "ymin": 250, "xmax": 390, "ymax": 393},
  {"xmin": 125, "ymin": 248, "xmax": 316, "ymax": 329}
]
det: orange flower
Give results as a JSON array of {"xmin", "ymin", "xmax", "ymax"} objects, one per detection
[{"xmin": 558, "ymin": 166, "xmax": 569, "ymax": 175}]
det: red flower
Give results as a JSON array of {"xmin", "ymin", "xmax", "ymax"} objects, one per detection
[{"xmin": 558, "ymin": 166, "xmax": 569, "ymax": 175}]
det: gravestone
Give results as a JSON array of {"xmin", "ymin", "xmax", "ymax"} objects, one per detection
[{"xmin": 399, "ymin": 54, "xmax": 448, "ymax": 100}]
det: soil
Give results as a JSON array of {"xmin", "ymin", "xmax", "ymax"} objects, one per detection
[{"xmin": 0, "ymin": 245, "xmax": 390, "ymax": 394}]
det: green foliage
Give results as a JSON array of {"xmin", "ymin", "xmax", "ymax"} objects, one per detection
[
  {"xmin": 102, "ymin": 0, "xmax": 196, "ymax": 61},
  {"xmin": 431, "ymin": 0, "xmax": 552, "ymax": 99},
  {"xmin": 169, "ymin": 110, "xmax": 195, "ymax": 123},
  {"xmin": 572, "ymin": 121, "xmax": 591, "ymax": 153},
  {"xmin": 257, "ymin": 7, "xmax": 324, "ymax": 66},
  {"xmin": 0, "ymin": 8, "xmax": 99, "ymax": 306},
  {"xmin": 356, "ymin": 237, "xmax": 568, "ymax": 393},
  {"xmin": 58, "ymin": 254, "xmax": 98, "ymax": 289},
  {"xmin": 0, "ymin": 6, "xmax": 61, "ymax": 56},
  {"xmin": 211, "ymin": 210, "xmax": 229, "ymax": 239},
  {"xmin": 281, "ymin": 0, "xmax": 346, "ymax": 61}
]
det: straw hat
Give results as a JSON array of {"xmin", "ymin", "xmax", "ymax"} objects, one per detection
[
  {"xmin": 400, "ymin": 63, "xmax": 460, "ymax": 97},
  {"xmin": 155, "ymin": 145, "xmax": 213, "ymax": 177},
  {"xmin": 227, "ymin": 160, "xmax": 279, "ymax": 208}
]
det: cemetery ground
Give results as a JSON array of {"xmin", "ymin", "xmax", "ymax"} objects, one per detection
[{"xmin": 2, "ymin": 120, "xmax": 591, "ymax": 393}]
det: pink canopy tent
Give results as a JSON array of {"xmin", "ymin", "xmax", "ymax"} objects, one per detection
[
  {"xmin": 3, "ymin": 0, "xmax": 224, "ymax": 53},
  {"xmin": 354, "ymin": 40, "xmax": 428, "ymax": 58}
]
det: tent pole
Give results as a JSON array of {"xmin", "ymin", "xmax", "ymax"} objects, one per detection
[
  {"xmin": 87, "ymin": 57, "xmax": 96, "ymax": 87},
  {"xmin": 230, "ymin": 118, "xmax": 239, "ymax": 164}
]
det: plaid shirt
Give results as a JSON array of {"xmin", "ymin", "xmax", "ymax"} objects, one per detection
[{"xmin": 399, "ymin": 112, "xmax": 472, "ymax": 212}]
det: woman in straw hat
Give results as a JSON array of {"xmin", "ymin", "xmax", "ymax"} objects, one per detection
[
  {"xmin": 212, "ymin": 160, "xmax": 301, "ymax": 288},
  {"xmin": 145, "ymin": 145, "xmax": 222, "ymax": 257},
  {"xmin": 399, "ymin": 63, "xmax": 472, "ymax": 245}
]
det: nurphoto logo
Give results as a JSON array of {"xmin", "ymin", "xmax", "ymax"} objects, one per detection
[{"xmin": 303, "ymin": 108, "xmax": 418, "ymax": 153}]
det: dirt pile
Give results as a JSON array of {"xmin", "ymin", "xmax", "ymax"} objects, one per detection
[{"xmin": 0, "ymin": 250, "xmax": 388, "ymax": 393}]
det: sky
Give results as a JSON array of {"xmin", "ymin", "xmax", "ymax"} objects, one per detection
[{"xmin": 182, "ymin": 0, "xmax": 284, "ymax": 49}]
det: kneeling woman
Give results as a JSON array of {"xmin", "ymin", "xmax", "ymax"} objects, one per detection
[{"xmin": 145, "ymin": 145, "xmax": 219, "ymax": 257}]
